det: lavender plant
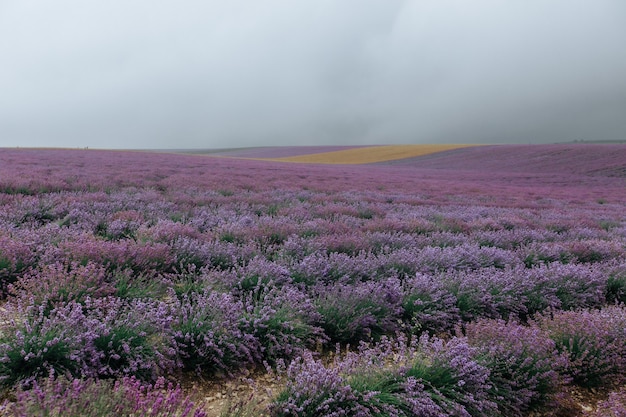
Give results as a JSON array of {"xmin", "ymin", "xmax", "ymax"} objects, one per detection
[
  {"xmin": 566, "ymin": 238, "xmax": 624, "ymax": 264},
  {"xmin": 57, "ymin": 235, "xmax": 176, "ymax": 275},
  {"xmin": 401, "ymin": 273, "xmax": 460, "ymax": 335},
  {"xmin": 233, "ymin": 257, "xmax": 292, "ymax": 293},
  {"xmin": 113, "ymin": 269, "xmax": 168, "ymax": 300},
  {"xmin": 606, "ymin": 262, "xmax": 626, "ymax": 304},
  {"xmin": 465, "ymin": 318, "xmax": 566, "ymax": 415},
  {"xmin": 81, "ymin": 297, "xmax": 176, "ymax": 380},
  {"xmin": 168, "ymin": 268, "xmax": 213, "ymax": 300},
  {"xmin": 536, "ymin": 305, "xmax": 626, "ymax": 388},
  {"xmin": 270, "ymin": 352, "xmax": 389, "ymax": 417},
  {"xmin": 271, "ymin": 335, "xmax": 497, "ymax": 417},
  {"xmin": 403, "ymin": 335, "xmax": 497, "ymax": 416},
  {"xmin": 315, "ymin": 279, "xmax": 403, "ymax": 343},
  {"xmin": 241, "ymin": 285, "xmax": 325, "ymax": 363},
  {"xmin": 0, "ymin": 235, "xmax": 37, "ymax": 293},
  {"xmin": 8, "ymin": 262, "xmax": 116, "ymax": 312},
  {"xmin": 1, "ymin": 376, "xmax": 207, "ymax": 417},
  {"xmin": 170, "ymin": 290, "xmax": 257, "ymax": 375},
  {"xmin": 0, "ymin": 301, "xmax": 88, "ymax": 386}
]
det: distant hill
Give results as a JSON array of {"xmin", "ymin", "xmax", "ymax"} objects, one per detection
[
  {"xmin": 180, "ymin": 144, "xmax": 475, "ymax": 164},
  {"xmin": 377, "ymin": 144, "xmax": 626, "ymax": 177}
]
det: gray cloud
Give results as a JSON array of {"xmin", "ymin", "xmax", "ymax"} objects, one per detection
[{"xmin": 0, "ymin": 0, "xmax": 625, "ymax": 149}]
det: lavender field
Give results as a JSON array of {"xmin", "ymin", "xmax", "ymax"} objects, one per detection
[{"xmin": 0, "ymin": 145, "xmax": 625, "ymax": 416}]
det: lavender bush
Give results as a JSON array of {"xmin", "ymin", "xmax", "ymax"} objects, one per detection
[
  {"xmin": 241, "ymin": 285, "xmax": 325, "ymax": 363},
  {"xmin": 0, "ymin": 301, "xmax": 88, "ymax": 386},
  {"xmin": 0, "ymin": 235, "xmax": 36, "ymax": 293},
  {"xmin": 444, "ymin": 262, "xmax": 611, "ymax": 323},
  {"xmin": 233, "ymin": 257, "xmax": 293, "ymax": 293},
  {"xmin": 57, "ymin": 236, "xmax": 176, "ymax": 275},
  {"xmin": 606, "ymin": 262, "xmax": 626, "ymax": 304},
  {"xmin": 9, "ymin": 262, "xmax": 116, "ymax": 312},
  {"xmin": 271, "ymin": 335, "xmax": 497, "ymax": 417},
  {"xmin": 536, "ymin": 306, "xmax": 626, "ymax": 387},
  {"xmin": 0, "ymin": 297, "xmax": 176, "ymax": 385},
  {"xmin": 170, "ymin": 290, "xmax": 257, "ymax": 375},
  {"xmin": 401, "ymin": 273, "xmax": 461, "ymax": 335},
  {"xmin": 113, "ymin": 268, "xmax": 168, "ymax": 300},
  {"xmin": 82, "ymin": 297, "xmax": 176, "ymax": 380},
  {"xmin": 1, "ymin": 376, "xmax": 207, "ymax": 417},
  {"xmin": 406, "ymin": 335, "xmax": 497, "ymax": 416},
  {"xmin": 270, "ymin": 352, "xmax": 388, "ymax": 417},
  {"xmin": 315, "ymin": 279, "xmax": 403, "ymax": 343},
  {"xmin": 465, "ymin": 319, "xmax": 566, "ymax": 415}
]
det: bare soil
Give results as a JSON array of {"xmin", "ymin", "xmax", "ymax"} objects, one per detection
[{"xmin": 178, "ymin": 369, "xmax": 282, "ymax": 417}]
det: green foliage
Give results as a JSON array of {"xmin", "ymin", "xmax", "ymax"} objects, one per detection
[
  {"xmin": 0, "ymin": 330, "xmax": 75, "ymax": 387},
  {"xmin": 318, "ymin": 298, "xmax": 383, "ymax": 343},
  {"xmin": 4, "ymin": 376, "xmax": 208, "ymax": 417},
  {"xmin": 170, "ymin": 274, "xmax": 209, "ymax": 300},
  {"xmin": 606, "ymin": 272, "xmax": 626, "ymax": 304},
  {"xmin": 220, "ymin": 393, "xmax": 265, "ymax": 417},
  {"xmin": 114, "ymin": 273, "xmax": 166, "ymax": 300},
  {"xmin": 93, "ymin": 325, "xmax": 155, "ymax": 380}
]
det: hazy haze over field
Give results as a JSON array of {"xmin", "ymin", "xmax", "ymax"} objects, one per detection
[{"xmin": 1, "ymin": 0, "xmax": 625, "ymax": 149}]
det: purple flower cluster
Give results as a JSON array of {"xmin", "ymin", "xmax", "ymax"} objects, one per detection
[
  {"xmin": 443, "ymin": 262, "xmax": 610, "ymax": 322},
  {"xmin": 9, "ymin": 262, "xmax": 116, "ymax": 311},
  {"xmin": 401, "ymin": 273, "xmax": 460, "ymax": 335}
]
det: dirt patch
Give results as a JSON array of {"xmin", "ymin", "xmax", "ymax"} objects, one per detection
[{"xmin": 178, "ymin": 370, "xmax": 283, "ymax": 417}]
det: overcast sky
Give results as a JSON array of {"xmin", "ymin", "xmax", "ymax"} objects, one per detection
[{"xmin": 1, "ymin": 0, "xmax": 625, "ymax": 149}]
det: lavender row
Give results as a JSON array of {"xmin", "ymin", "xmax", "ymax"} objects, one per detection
[
  {"xmin": 1, "ymin": 258, "xmax": 624, "ymax": 387},
  {"xmin": 5, "ymin": 305, "xmax": 626, "ymax": 416},
  {"xmin": 271, "ymin": 305, "xmax": 626, "ymax": 417},
  {"xmin": 0, "ymin": 272, "xmax": 325, "ymax": 384},
  {"xmin": 2, "ymin": 376, "xmax": 207, "ymax": 417}
]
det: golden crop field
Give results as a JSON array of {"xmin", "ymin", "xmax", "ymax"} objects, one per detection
[{"xmin": 262, "ymin": 144, "xmax": 476, "ymax": 164}]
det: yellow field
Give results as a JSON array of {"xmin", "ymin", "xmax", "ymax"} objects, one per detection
[{"xmin": 263, "ymin": 144, "xmax": 475, "ymax": 165}]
